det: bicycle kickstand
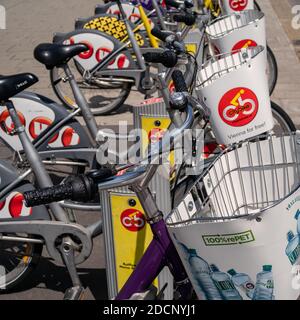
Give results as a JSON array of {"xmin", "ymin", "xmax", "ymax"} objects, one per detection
[{"xmin": 59, "ymin": 236, "xmax": 85, "ymax": 300}]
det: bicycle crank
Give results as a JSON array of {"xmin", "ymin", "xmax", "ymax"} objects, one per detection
[{"xmin": 0, "ymin": 221, "xmax": 93, "ymax": 264}]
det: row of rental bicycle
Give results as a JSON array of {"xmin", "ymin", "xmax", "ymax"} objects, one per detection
[{"xmin": 0, "ymin": 0, "xmax": 299, "ymax": 300}]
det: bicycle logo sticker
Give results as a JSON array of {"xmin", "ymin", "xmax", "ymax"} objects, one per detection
[
  {"xmin": 232, "ymin": 39, "xmax": 258, "ymax": 52},
  {"xmin": 120, "ymin": 208, "xmax": 146, "ymax": 232},
  {"xmin": 218, "ymin": 87, "xmax": 259, "ymax": 127},
  {"xmin": 229, "ymin": 0, "xmax": 248, "ymax": 11}
]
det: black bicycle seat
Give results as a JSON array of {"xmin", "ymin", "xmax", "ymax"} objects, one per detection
[
  {"xmin": 34, "ymin": 43, "xmax": 89, "ymax": 70},
  {"xmin": 0, "ymin": 73, "xmax": 38, "ymax": 102}
]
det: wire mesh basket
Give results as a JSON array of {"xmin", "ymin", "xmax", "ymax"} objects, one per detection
[
  {"xmin": 196, "ymin": 46, "xmax": 273, "ymax": 145},
  {"xmin": 205, "ymin": 10, "xmax": 266, "ymax": 57},
  {"xmin": 166, "ymin": 133, "xmax": 300, "ymax": 300}
]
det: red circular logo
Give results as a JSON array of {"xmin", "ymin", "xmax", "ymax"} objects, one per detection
[
  {"xmin": 117, "ymin": 55, "xmax": 127, "ymax": 69},
  {"xmin": 0, "ymin": 200, "xmax": 6, "ymax": 211},
  {"xmin": 232, "ymin": 39, "xmax": 258, "ymax": 52},
  {"xmin": 9, "ymin": 193, "xmax": 31, "ymax": 218},
  {"xmin": 218, "ymin": 87, "xmax": 259, "ymax": 127},
  {"xmin": 62, "ymin": 127, "xmax": 80, "ymax": 147},
  {"xmin": 148, "ymin": 128, "xmax": 166, "ymax": 144},
  {"xmin": 120, "ymin": 208, "xmax": 146, "ymax": 232},
  {"xmin": 70, "ymin": 38, "xmax": 94, "ymax": 59},
  {"xmin": 229, "ymin": 0, "xmax": 248, "ymax": 11},
  {"xmin": 95, "ymin": 48, "xmax": 115, "ymax": 65},
  {"xmin": 29, "ymin": 117, "xmax": 58, "ymax": 143},
  {"xmin": 0, "ymin": 110, "xmax": 26, "ymax": 134}
]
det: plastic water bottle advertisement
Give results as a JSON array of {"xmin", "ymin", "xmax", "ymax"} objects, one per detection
[{"xmin": 170, "ymin": 187, "xmax": 300, "ymax": 300}]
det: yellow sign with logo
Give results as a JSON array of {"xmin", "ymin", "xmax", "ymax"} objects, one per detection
[{"xmin": 110, "ymin": 193, "xmax": 158, "ymax": 290}]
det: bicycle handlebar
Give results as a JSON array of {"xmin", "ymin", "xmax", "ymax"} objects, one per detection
[
  {"xmin": 23, "ymin": 168, "xmax": 114, "ymax": 207},
  {"xmin": 143, "ymin": 50, "xmax": 178, "ymax": 68},
  {"xmin": 172, "ymin": 69, "xmax": 188, "ymax": 92},
  {"xmin": 165, "ymin": 0, "xmax": 181, "ymax": 9},
  {"xmin": 173, "ymin": 13, "xmax": 196, "ymax": 26}
]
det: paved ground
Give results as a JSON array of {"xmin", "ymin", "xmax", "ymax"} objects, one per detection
[{"xmin": 0, "ymin": 0, "xmax": 299, "ymax": 300}]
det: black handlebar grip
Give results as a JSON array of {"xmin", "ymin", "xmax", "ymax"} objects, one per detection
[
  {"xmin": 23, "ymin": 184, "xmax": 74, "ymax": 207},
  {"xmin": 172, "ymin": 70, "xmax": 188, "ymax": 92},
  {"xmin": 165, "ymin": 0, "xmax": 181, "ymax": 8},
  {"xmin": 143, "ymin": 51, "xmax": 178, "ymax": 68},
  {"xmin": 151, "ymin": 28, "xmax": 170, "ymax": 42},
  {"xmin": 173, "ymin": 14, "xmax": 196, "ymax": 26}
]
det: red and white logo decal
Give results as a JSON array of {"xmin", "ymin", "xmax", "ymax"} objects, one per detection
[
  {"xmin": 229, "ymin": 0, "xmax": 248, "ymax": 11},
  {"xmin": 120, "ymin": 208, "xmax": 146, "ymax": 232},
  {"xmin": 70, "ymin": 38, "xmax": 94, "ymax": 59},
  {"xmin": 61, "ymin": 127, "xmax": 80, "ymax": 147},
  {"xmin": 0, "ymin": 192, "xmax": 32, "ymax": 219},
  {"xmin": 95, "ymin": 47, "xmax": 115, "ymax": 65},
  {"xmin": 232, "ymin": 39, "xmax": 258, "ymax": 52},
  {"xmin": 148, "ymin": 128, "xmax": 166, "ymax": 144},
  {"xmin": 29, "ymin": 117, "xmax": 58, "ymax": 143},
  {"xmin": 0, "ymin": 200, "xmax": 6, "ymax": 211},
  {"xmin": 0, "ymin": 110, "xmax": 26, "ymax": 134},
  {"xmin": 218, "ymin": 87, "xmax": 259, "ymax": 127}
]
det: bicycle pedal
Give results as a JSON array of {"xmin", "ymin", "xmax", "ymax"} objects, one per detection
[{"xmin": 63, "ymin": 286, "xmax": 85, "ymax": 300}]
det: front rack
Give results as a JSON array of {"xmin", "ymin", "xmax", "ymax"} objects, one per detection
[
  {"xmin": 205, "ymin": 9, "xmax": 264, "ymax": 39},
  {"xmin": 167, "ymin": 132, "xmax": 300, "ymax": 226},
  {"xmin": 196, "ymin": 46, "xmax": 262, "ymax": 89}
]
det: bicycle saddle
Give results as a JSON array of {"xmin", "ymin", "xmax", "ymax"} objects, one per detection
[
  {"xmin": 0, "ymin": 73, "xmax": 38, "ymax": 102},
  {"xmin": 34, "ymin": 43, "xmax": 89, "ymax": 70}
]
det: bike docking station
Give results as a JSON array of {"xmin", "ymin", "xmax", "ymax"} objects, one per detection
[
  {"xmin": 205, "ymin": 9, "xmax": 267, "ymax": 59},
  {"xmin": 219, "ymin": 0, "xmax": 255, "ymax": 14},
  {"xmin": 195, "ymin": 46, "xmax": 273, "ymax": 144},
  {"xmin": 166, "ymin": 132, "xmax": 300, "ymax": 300},
  {"xmin": 100, "ymin": 98, "xmax": 174, "ymax": 300}
]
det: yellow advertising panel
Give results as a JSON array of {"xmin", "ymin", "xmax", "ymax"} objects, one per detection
[
  {"xmin": 110, "ymin": 193, "xmax": 158, "ymax": 291},
  {"xmin": 185, "ymin": 43, "xmax": 197, "ymax": 55}
]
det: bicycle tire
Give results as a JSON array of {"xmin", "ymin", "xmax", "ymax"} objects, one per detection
[
  {"xmin": 267, "ymin": 46, "xmax": 278, "ymax": 95},
  {"xmin": 0, "ymin": 238, "xmax": 43, "ymax": 292}
]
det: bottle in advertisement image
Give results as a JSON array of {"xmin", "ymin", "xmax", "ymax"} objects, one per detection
[
  {"xmin": 285, "ymin": 231, "xmax": 300, "ymax": 265},
  {"xmin": 227, "ymin": 269, "xmax": 255, "ymax": 299},
  {"xmin": 188, "ymin": 249, "xmax": 223, "ymax": 300},
  {"xmin": 252, "ymin": 265, "xmax": 274, "ymax": 300},
  {"xmin": 294, "ymin": 210, "xmax": 300, "ymax": 234},
  {"xmin": 210, "ymin": 264, "xmax": 243, "ymax": 300}
]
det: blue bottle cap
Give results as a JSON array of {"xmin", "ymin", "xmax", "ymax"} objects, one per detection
[
  {"xmin": 287, "ymin": 231, "xmax": 295, "ymax": 242},
  {"xmin": 188, "ymin": 249, "xmax": 197, "ymax": 255},
  {"xmin": 263, "ymin": 265, "xmax": 272, "ymax": 272},
  {"xmin": 295, "ymin": 210, "xmax": 300, "ymax": 220},
  {"xmin": 227, "ymin": 269, "xmax": 237, "ymax": 276},
  {"xmin": 210, "ymin": 264, "xmax": 219, "ymax": 272}
]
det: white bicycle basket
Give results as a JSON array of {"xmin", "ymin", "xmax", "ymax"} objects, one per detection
[
  {"xmin": 196, "ymin": 46, "xmax": 273, "ymax": 145},
  {"xmin": 167, "ymin": 133, "xmax": 300, "ymax": 300},
  {"xmin": 219, "ymin": 0, "xmax": 254, "ymax": 14},
  {"xmin": 205, "ymin": 10, "xmax": 266, "ymax": 59}
]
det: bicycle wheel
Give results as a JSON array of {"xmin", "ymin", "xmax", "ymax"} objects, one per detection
[
  {"xmin": 50, "ymin": 59, "xmax": 132, "ymax": 116},
  {"xmin": 267, "ymin": 46, "xmax": 278, "ymax": 95},
  {"xmin": 271, "ymin": 101, "xmax": 296, "ymax": 133},
  {"xmin": 0, "ymin": 236, "xmax": 43, "ymax": 291}
]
